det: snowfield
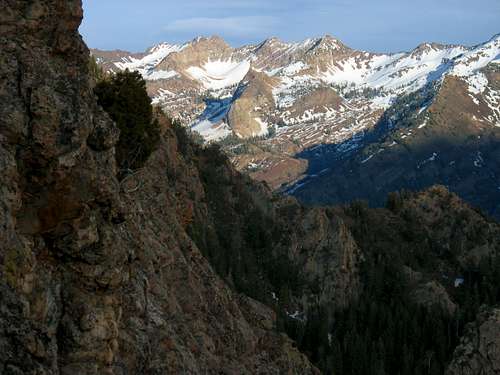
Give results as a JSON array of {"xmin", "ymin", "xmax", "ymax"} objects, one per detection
[
  {"xmin": 192, "ymin": 120, "xmax": 232, "ymax": 142},
  {"xmin": 186, "ymin": 59, "xmax": 251, "ymax": 90},
  {"xmin": 146, "ymin": 70, "xmax": 179, "ymax": 81}
]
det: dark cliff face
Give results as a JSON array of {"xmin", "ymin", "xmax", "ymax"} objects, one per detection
[
  {"xmin": 446, "ymin": 308, "xmax": 500, "ymax": 375},
  {"xmin": 0, "ymin": 1, "xmax": 360, "ymax": 374},
  {"xmin": 1, "ymin": 1, "xmax": 123, "ymax": 371},
  {"xmin": 0, "ymin": 1, "xmax": 322, "ymax": 374}
]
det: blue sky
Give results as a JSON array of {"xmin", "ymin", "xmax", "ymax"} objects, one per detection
[{"xmin": 80, "ymin": 0, "xmax": 500, "ymax": 53}]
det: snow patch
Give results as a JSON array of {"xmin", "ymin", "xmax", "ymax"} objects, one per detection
[
  {"xmin": 361, "ymin": 154, "xmax": 374, "ymax": 164},
  {"xmin": 418, "ymin": 105, "xmax": 428, "ymax": 115},
  {"xmin": 192, "ymin": 120, "xmax": 232, "ymax": 142},
  {"xmin": 451, "ymin": 35, "xmax": 500, "ymax": 77},
  {"xmin": 145, "ymin": 70, "xmax": 179, "ymax": 81},
  {"xmin": 186, "ymin": 59, "xmax": 251, "ymax": 90},
  {"xmin": 474, "ymin": 151, "xmax": 484, "ymax": 167},
  {"xmin": 253, "ymin": 117, "xmax": 269, "ymax": 137},
  {"xmin": 287, "ymin": 310, "xmax": 306, "ymax": 322},
  {"xmin": 268, "ymin": 61, "xmax": 309, "ymax": 76},
  {"xmin": 418, "ymin": 120, "xmax": 428, "ymax": 129},
  {"xmin": 454, "ymin": 278, "xmax": 464, "ymax": 288},
  {"xmin": 465, "ymin": 72, "xmax": 489, "ymax": 95},
  {"xmin": 418, "ymin": 152, "xmax": 438, "ymax": 168},
  {"xmin": 371, "ymin": 94, "xmax": 394, "ymax": 109}
]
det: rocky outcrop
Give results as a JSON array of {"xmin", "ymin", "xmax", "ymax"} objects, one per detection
[
  {"xmin": 0, "ymin": 1, "xmax": 321, "ymax": 374},
  {"xmin": 274, "ymin": 200, "xmax": 362, "ymax": 310},
  {"xmin": 228, "ymin": 69, "xmax": 278, "ymax": 138},
  {"xmin": 0, "ymin": 1, "xmax": 123, "ymax": 373},
  {"xmin": 287, "ymin": 87, "xmax": 343, "ymax": 121},
  {"xmin": 156, "ymin": 36, "xmax": 234, "ymax": 76},
  {"xmin": 411, "ymin": 281, "xmax": 457, "ymax": 316},
  {"xmin": 446, "ymin": 308, "xmax": 500, "ymax": 375}
]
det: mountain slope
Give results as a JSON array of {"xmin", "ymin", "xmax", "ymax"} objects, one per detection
[{"xmin": 292, "ymin": 67, "xmax": 500, "ymax": 219}]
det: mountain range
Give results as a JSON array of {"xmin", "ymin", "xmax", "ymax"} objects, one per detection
[{"xmin": 93, "ymin": 34, "xmax": 500, "ymax": 218}]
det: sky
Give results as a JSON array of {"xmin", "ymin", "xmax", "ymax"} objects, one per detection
[{"xmin": 80, "ymin": 0, "xmax": 500, "ymax": 53}]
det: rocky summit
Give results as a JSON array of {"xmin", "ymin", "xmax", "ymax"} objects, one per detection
[{"xmin": 1, "ymin": 1, "xmax": 500, "ymax": 374}]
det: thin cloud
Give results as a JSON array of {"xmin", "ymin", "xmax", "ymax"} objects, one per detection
[{"xmin": 165, "ymin": 16, "xmax": 278, "ymax": 37}]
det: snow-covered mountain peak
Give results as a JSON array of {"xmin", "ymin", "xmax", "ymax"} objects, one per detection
[
  {"xmin": 409, "ymin": 42, "xmax": 452, "ymax": 57},
  {"xmin": 114, "ymin": 42, "xmax": 186, "ymax": 77},
  {"xmin": 260, "ymin": 36, "xmax": 283, "ymax": 46},
  {"xmin": 93, "ymin": 33, "xmax": 500, "ymax": 204}
]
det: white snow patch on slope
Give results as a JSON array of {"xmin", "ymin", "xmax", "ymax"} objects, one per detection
[
  {"xmin": 274, "ymin": 61, "xmax": 309, "ymax": 76},
  {"xmin": 361, "ymin": 154, "xmax": 374, "ymax": 163},
  {"xmin": 322, "ymin": 53, "xmax": 403, "ymax": 87},
  {"xmin": 418, "ymin": 106, "xmax": 429, "ymax": 115},
  {"xmin": 272, "ymin": 74, "xmax": 318, "ymax": 108},
  {"xmin": 192, "ymin": 120, "xmax": 232, "ymax": 142},
  {"xmin": 370, "ymin": 94, "xmax": 394, "ymax": 109},
  {"xmin": 465, "ymin": 72, "xmax": 489, "ymax": 94},
  {"xmin": 146, "ymin": 70, "xmax": 179, "ymax": 81},
  {"xmin": 474, "ymin": 151, "xmax": 484, "ymax": 167},
  {"xmin": 484, "ymin": 86, "xmax": 500, "ymax": 126},
  {"xmin": 253, "ymin": 117, "xmax": 269, "ymax": 137},
  {"xmin": 375, "ymin": 47, "xmax": 463, "ymax": 91},
  {"xmin": 152, "ymin": 88, "xmax": 178, "ymax": 105},
  {"xmin": 186, "ymin": 59, "xmax": 251, "ymax": 90},
  {"xmin": 418, "ymin": 152, "xmax": 438, "ymax": 168},
  {"xmin": 418, "ymin": 120, "xmax": 428, "ymax": 129},
  {"xmin": 287, "ymin": 310, "xmax": 306, "ymax": 322}
]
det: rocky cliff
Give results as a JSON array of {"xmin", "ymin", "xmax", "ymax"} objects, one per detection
[
  {"xmin": 0, "ymin": 1, "xmax": 324, "ymax": 373},
  {"xmin": 0, "ymin": 0, "xmax": 366, "ymax": 373},
  {"xmin": 447, "ymin": 308, "xmax": 500, "ymax": 375}
]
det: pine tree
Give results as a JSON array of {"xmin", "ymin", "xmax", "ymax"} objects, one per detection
[{"xmin": 94, "ymin": 69, "xmax": 160, "ymax": 172}]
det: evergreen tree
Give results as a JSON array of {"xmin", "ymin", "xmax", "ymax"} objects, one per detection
[
  {"xmin": 94, "ymin": 69, "xmax": 160, "ymax": 172},
  {"xmin": 89, "ymin": 54, "xmax": 106, "ymax": 83}
]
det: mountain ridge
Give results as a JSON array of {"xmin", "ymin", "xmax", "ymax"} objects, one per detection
[
  {"xmin": 92, "ymin": 32, "xmax": 500, "ymax": 218},
  {"xmin": 92, "ymin": 32, "xmax": 499, "ymax": 137}
]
